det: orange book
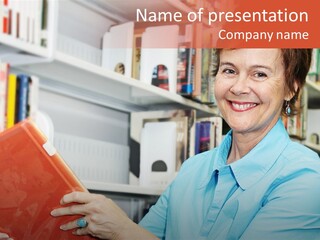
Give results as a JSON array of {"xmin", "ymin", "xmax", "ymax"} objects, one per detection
[{"xmin": 0, "ymin": 119, "xmax": 94, "ymax": 239}]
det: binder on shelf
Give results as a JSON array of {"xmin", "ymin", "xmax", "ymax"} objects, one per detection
[
  {"xmin": 102, "ymin": 21, "xmax": 134, "ymax": 77},
  {"xmin": 0, "ymin": 119, "xmax": 93, "ymax": 240},
  {"xmin": 140, "ymin": 25, "xmax": 179, "ymax": 93}
]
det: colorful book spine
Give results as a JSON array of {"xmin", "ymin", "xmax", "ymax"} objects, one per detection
[
  {"xmin": 199, "ymin": 121, "xmax": 211, "ymax": 153},
  {"xmin": 2, "ymin": 0, "xmax": 9, "ymax": 34},
  {"xmin": 16, "ymin": 74, "xmax": 30, "ymax": 123},
  {"xmin": 6, "ymin": 73, "xmax": 17, "ymax": 129}
]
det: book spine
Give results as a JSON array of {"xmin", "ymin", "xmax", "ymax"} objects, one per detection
[
  {"xmin": 40, "ymin": 0, "xmax": 48, "ymax": 47},
  {"xmin": 0, "ymin": 62, "xmax": 9, "ymax": 132},
  {"xmin": 6, "ymin": 73, "xmax": 16, "ymax": 129},
  {"xmin": 2, "ymin": 0, "xmax": 9, "ymax": 34},
  {"xmin": 199, "ymin": 121, "xmax": 211, "ymax": 153},
  {"xmin": 27, "ymin": 75, "xmax": 39, "ymax": 120},
  {"xmin": 16, "ymin": 74, "xmax": 29, "ymax": 123}
]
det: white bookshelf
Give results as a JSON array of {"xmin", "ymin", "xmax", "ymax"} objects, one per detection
[
  {"xmin": 18, "ymin": 50, "xmax": 218, "ymax": 116},
  {"xmin": 0, "ymin": 0, "xmax": 58, "ymax": 65},
  {"xmin": 2, "ymin": 0, "xmax": 217, "ymax": 198},
  {"xmin": 83, "ymin": 181, "xmax": 164, "ymax": 196}
]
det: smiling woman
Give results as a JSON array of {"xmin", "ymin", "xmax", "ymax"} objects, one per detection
[{"xmin": 7, "ymin": 49, "xmax": 318, "ymax": 240}]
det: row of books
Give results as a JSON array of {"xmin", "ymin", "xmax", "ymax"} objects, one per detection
[
  {"xmin": 0, "ymin": 0, "xmax": 48, "ymax": 47},
  {"xmin": 0, "ymin": 61, "xmax": 39, "ymax": 132},
  {"xmin": 129, "ymin": 109, "xmax": 223, "ymax": 188},
  {"xmin": 195, "ymin": 117, "xmax": 222, "ymax": 155},
  {"xmin": 102, "ymin": 22, "xmax": 217, "ymax": 105}
]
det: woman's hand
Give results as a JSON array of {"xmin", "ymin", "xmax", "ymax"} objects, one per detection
[
  {"xmin": 51, "ymin": 192, "xmax": 158, "ymax": 240},
  {"xmin": 0, "ymin": 233, "xmax": 12, "ymax": 240}
]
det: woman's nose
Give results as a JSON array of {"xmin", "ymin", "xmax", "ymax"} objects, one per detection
[{"xmin": 229, "ymin": 74, "xmax": 251, "ymax": 96}]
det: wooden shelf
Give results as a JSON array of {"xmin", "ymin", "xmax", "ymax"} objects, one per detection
[
  {"xmin": 83, "ymin": 181, "xmax": 164, "ymax": 196},
  {"xmin": 17, "ymin": 51, "xmax": 218, "ymax": 117}
]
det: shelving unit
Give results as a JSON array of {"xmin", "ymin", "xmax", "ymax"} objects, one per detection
[
  {"xmin": 0, "ymin": 0, "xmax": 220, "ymax": 198},
  {"xmin": 18, "ymin": 50, "xmax": 218, "ymax": 117},
  {"xmin": 83, "ymin": 181, "xmax": 164, "ymax": 197},
  {"xmin": 0, "ymin": 0, "xmax": 58, "ymax": 65}
]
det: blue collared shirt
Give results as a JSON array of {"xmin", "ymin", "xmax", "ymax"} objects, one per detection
[{"xmin": 139, "ymin": 119, "xmax": 320, "ymax": 239}]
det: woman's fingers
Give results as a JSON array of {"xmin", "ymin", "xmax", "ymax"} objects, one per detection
[
  {"xmin": 51, "ymin": 203, "xmax": 88, "ymax": 216},
  {"xmin": 60, "ymin": 192, "xmax": 100, "ymax": 205},
  {"xmin": 60, "ymin": 217, "xmax": 88, "ymax": 231}
]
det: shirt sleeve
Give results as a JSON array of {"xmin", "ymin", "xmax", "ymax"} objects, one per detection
[
  {"xmin": 240, "ymin": 170, "xmax": 320, "ymax": 240},
  {"xmin": 139, "ymin": 185, "xmax": 171, "ymax": 239}
]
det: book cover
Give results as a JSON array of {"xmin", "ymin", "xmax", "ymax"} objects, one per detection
[{"xmin": 0, "ymin": 119, "xmax": 93, "ymax": 239}]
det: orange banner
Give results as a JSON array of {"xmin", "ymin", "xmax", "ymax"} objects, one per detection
[{"xmin": 134, "ymin": 0, "xmax": 320, "ymax": 48}]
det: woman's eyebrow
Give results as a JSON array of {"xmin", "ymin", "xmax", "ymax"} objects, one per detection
[
  {"xmin": 249, "ymin": 65, "xmax": 273, "ymax": 72},
  {"xmin": 219, "ymin": 62, "xmax": 235, "ymax": 67}
]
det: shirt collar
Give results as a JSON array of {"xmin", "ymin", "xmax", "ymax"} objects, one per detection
[
  {"xmin": 230, "ymin": 119, "xmax": 290, "ymax": 190},
  {"xmin": 202, "ymin": 118, "xmax": 290, "ymax": 190}
]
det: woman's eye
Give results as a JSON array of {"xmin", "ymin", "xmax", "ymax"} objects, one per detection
[
  {"xmin": 254, "ymin": 72, "xmax": 267, "ymax": 79},
  {"xmin": 222, "ymin": 68, "xmax": 236, "ymax": 75}
]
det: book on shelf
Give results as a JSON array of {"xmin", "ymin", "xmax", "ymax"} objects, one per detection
[
  {"xmin": 0, "ymin": 65, "xmax": 40, "ymax": 131},
  {"xmin": 195, "ymin": 116, "xmax": 223, "ymax": 154},
  {"xmin": 0, "ymin": 119, "xmax": 93, "ymax": 239},
  {"xmin": 6, "ymin": 73, "xmax": 16, "ymax": 129},
  {"xmin": 176, "ymin": 24, "xmax": 195, "ymax": 96},
  {"xmin": 1, "ymin": 0, "xmax": 9, "ymax": 34},
  {"xmin": 129, "ymin": 109, "xmax": 196, "ymax": 182},
  {"xmin": 1, "ymin": 0, "xmax": 47, "ymax": 46},
  {"xmin": 191, "ymin": 23, "xmax": 203, "ymax": 101},
  {"xmin": 0, "ymin": 62, "xmax": 9, "ymax": 131},
  {"xmin": 16, "ymin": 74, "xmax": 29, "ymax": 122},
  {"xmin": 132, "ymin": 32, "xmax": 142, "ymax": 80}
]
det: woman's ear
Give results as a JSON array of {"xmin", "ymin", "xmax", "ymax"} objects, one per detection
[{"xmin": 285, "ymin": 81, "xmax": 299, "ymax": 101}]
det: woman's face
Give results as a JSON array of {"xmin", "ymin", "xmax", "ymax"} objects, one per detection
[{"xmin": 215, "ymin": 49, "xmax": 289, "ymax": 136}]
